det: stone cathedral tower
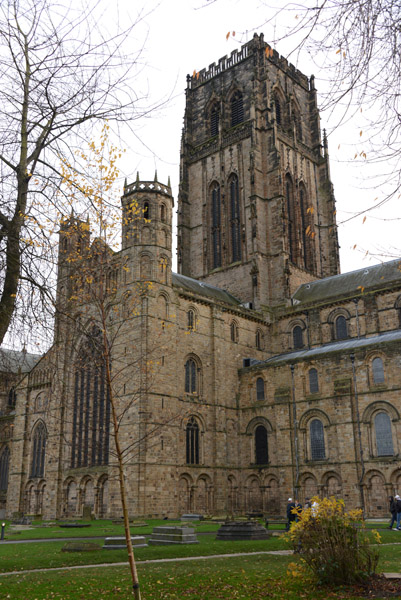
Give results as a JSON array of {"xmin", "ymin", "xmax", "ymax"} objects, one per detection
[{"xmin": 178, "ymin": 33, "xmax": 339, "ymax": 309}]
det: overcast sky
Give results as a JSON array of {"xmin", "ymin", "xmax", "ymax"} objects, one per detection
[{"xmin": 113, "ymin": 0, "xmax": 400, "ymax": 275}]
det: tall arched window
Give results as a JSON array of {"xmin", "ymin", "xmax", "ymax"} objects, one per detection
[
  {"xmin": 160, "ymin": 203, "xmax": 166, "ymax": 223},
  {"xmin": 256, "ymin": 329, "xmax": 263, "ymax": 351},
  {"xmin": 335, "ymin": 315, "xmax": 348, "ymax": 340},
  {"xmin": 211, "ymin": 183, "xmax": 222, "ymax": 268},
  {"xmin": 186, "ymin": 417, "xmax": 199, "ymax": 464},
  {"xmin": 210, "ymin": 102, "xmax": 220, "ymax": 136},
  {"xmin": 230, "ymin": 321, "xmax": 238, "ymax": 343},
  {"xmin": 256, "ymin": 377, "xmax": 265, "ymax": 401},
  {"xmin": 187, "ymin": 309, "xmax": 195, "ymax": 331},
  {"xmin": 31, "ymin": 422, "xmax": 47, "ymax": 478},
  {"xmin": 229, "ymin": 175, "xmax": 241, "ymax": 263},
  {"xmin": 309, "ymin": 368, "xmax": 319, "ymax": 394},
  {"xmin": 375, "ymin": 412, "xmax": 394, "ymax": 456},
  {"xmin": 274, "ymin": 95, "xmax": 281, "ymax": 126},
  {"xmin": 143, "ymin": 201, "xmax": 150, "ymax": 220},
  {"xmin": 300, "ymin": 187, "xmax": 312, "ymax": 270},
  {"xmin": 372, "ymin": 357, "xmax": 385, "ymax": 384},
  {"xmin": 293, "ymin": 325, "xmax": 304, "ymax": 349},
  {"xmin": 231, "ymin": 91, "xmax": 244, "ymax": 127},
  {"xmin": 0, "ymin": 446, "xmax": 10, "ymax": 491},
  {"xmin": 71, "ymin": 329, "xmax": 110, "ymax": 469},
  {"xmin": 255, "ymin": 425, "xmax": 268, "ymax": 464},
  {"xmin": 185, "ymin": 358, "xmax": 197, "ymax": 394},
  {"xmin": 8, "ymin": 387, "xmax": 16, "ymax": 408},
  {"xmin": 310, "ymin": 419, "xmax": 325, "ymax": 460},
  {"xmin": 286, "ymin": 176, "xmax": 295, "ymax": 263}
]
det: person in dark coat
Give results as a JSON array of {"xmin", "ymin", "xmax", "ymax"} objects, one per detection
[
  {"xmin": 395, "ymin": 495, "xmax": 401, "ymax": 530},
  {"xmin": 389, "ymin": 496, "xmax": 397, "ymax": 529},
  {"xmin": 286, "ymin": 497, "xmax": 297, "ymax": 531}
]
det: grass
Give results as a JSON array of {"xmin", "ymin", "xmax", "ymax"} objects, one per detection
[{"xmin": 1, "ymin": 520, "xmax": 400, "ymax": 599}]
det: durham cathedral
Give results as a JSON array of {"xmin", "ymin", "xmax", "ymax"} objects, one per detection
[{"xmin": 1, "ymin": 33, "xmax": 401, "ymax": 520}]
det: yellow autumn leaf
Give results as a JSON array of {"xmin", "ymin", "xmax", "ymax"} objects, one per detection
[
  {"xmin": 336, "ymin": 48, "xmax": 341, "ymax": 54},
  {"xmin": 226, "ymin": 31, "xmax": 230, "ymax": 40},
  {"xmin": 362, "ymin": 216, "xmax": 366, "ymax": 224}
]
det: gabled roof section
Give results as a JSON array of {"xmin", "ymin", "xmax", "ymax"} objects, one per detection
[
  {"xmin": 293, "ymin": 259, "xmax": 401, "ymax": 305},
  {"xmin": 172, "ymin": 273, "xmax": 242, "ymax": 306},
  {"xmin": 0, "ymin": 348, "xmax": 42, "ymax": 374},
  {"xmin": 261, "ymin": 329, "xmax": 401, "ymax": 368}
]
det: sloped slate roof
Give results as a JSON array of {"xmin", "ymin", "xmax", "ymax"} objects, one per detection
[
  {"xmin": 172, "ymin": 272, "xmax": 242, "ymax": 306},
  {"xmin": 0, "ymin": 348, "xmax": 42, "ymax": 374},
  {"xmin": 293, "ymin": 259, "xmax": 401, "ymax": 305},
  {"xmin": 260, "ymin": 329, "xmax": 401, "ymax": 368}
]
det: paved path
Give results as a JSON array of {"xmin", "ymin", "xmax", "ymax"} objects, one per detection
[{"xmin": 0, "ymin": 550, "xmax": 292, "ymax": 577}]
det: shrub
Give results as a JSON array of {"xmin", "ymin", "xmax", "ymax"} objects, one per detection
[{"xmin": 286, "ymin": 496, "xmax": 380, "ymax": 585}]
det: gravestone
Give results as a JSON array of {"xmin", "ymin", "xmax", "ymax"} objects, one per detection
[
  {"xmin": 103, "ymin": 536, "xmax": 147, "ymax": 550},
  {"xmin": 181, "ymin": 513, "xmax": 203, "ymax": 521},
  {"xmin": 216, "ymin": 521, "xmax": 270, "ymax": 541},
  {"xmin": 62, "ymin": 542, "xmax": 102, "ymax": 553},
  {"xmin": 148, "ymin": 526, "xmax": 198, "ymax": 545}
]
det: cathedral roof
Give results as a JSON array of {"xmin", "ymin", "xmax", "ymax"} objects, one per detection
[
  {"xmin": 0, "ymin": 348, "xmax": 41, "ymax": 374},
  {"xmin": 172, "ymin": 273, "xmax": 242, "ymax": 306},
  {"xmin": 261, "ymin": 329, "xmax": 401, "ymax": 367},
  {"xmin": 293, "ymin": 259, "xmax": 401, "ymax": 305}
]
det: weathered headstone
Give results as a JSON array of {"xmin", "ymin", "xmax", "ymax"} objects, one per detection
[
  {"xmin": 62, "ymin": 542, "xmax": 102, "ymax": 553},
  {"xmin": 216, "ymin": 521, "xmax": 270, "ymax": 541},
  {"xmin": 181, "ymin": 513, "xmax": 203, "ymax": 521},
  {"xmin": 82, "ymin": 505, "xmax": 93, "ymax": 520},
  {"xmin": 103, "ymin": 536, "xmax": 147, "ymax": 550},
  {"xmin": 148, "ymin": 526, "xmax": 198, "ymax": 545}
]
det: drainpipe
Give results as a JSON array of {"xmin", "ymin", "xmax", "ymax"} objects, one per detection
[
  {"xmin": 350, "ymin": 353, "xmax": 366, "ymax": 515},
  {"xmin": 290, "ymin": 364, "xmax": 300, "ymax": 500}
]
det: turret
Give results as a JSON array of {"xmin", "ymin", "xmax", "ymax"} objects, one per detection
[{"xmin": 121, "ymin": 173, "xmax": 173, "ymax": 287}]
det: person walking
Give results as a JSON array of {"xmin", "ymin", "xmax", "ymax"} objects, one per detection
[
  {"xmin": 389, "ymin": 496, "xmax": 397, "ymax": 529},
  {"xmin": 395, "ymin": 495, "xmax": 401, "ymax": 530}
]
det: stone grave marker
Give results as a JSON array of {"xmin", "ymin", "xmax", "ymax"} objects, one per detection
[
  {"xmin": 103, "ymin": 536, "xmax": 147, "ymax": 550},
  {"xmin": 148, "ymin": 525, "xmax": 198, "ymax": 545},
  {"xmin": 216, "ymin": 521, "xmax": 270, "ymax": 541}
]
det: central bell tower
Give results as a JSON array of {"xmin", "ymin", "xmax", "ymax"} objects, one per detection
[{"xmin": 178, "ymin": 33, "xmax": 339, "ymax": 309}]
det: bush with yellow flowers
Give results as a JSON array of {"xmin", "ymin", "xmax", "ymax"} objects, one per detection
[{"xmin": 286, "ymin": 496, "xmax": 380, "ymax": 585}]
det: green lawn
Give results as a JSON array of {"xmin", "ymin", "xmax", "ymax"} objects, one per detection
[{"xmin": 0, "ymin": 521, "xmax": 400, "ymax": 599}]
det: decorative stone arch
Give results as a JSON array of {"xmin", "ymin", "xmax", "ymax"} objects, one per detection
[
  {"xmin": 80, "ymin": 475, "xmax": 95, "ymax": 515},
  {"xmin": 299, "ymin": 472, "xmax": 318, "ymax": 504},
  {"xmin": 160, "ymin": 202, "xmax": 167, "ymax": 223},
  {"xmin": 157, "ymin": 292, "xmax": 169, "ymax": 322},
  {"xmin": 36, "ymin": 480, "xmax": 46, "ymax": 515},
  {"xmin": 255, "ymin": 328, "xmax": 264, "ymax": 351},
  {"xmin": 327, "ymin": 307, "xmax": 351, "ymax": 340},
  {"xmin": 244, "ymin": 474, "xmax": 263, "ymax": 512},
  {"xmin": 263, "ymin": 473, "xmax": 280, "ymax": 515},
  {"xmin": 299, "ymin": 409, "xmax": 330, "ymax": 463},
  {"xmin": 363, "ymin": 469, "xmax": 388, "ymax": 516},
  {"xmin": 24, "ymin": 480, "xmax": 37, "ymax": 514},
  {"xmin": 178, "ymin": 473, "xmax": 194, "ymax": 514},
  {"xmin": 97, "ymin": 474, "xmax": 108, "ymax": 518},
  {"xmin": 321, "ymin": 471, "xmax": 342, "ymax": 498},
  {"xmin": 139, "ymin": 252, "xmax": 152, "ymax": 280},
  {"xmin": 160, "ymin": 227, "xmax": 169, "ymax": 248},
  {"xmin": 287, "ymin": 318, "xmax": 306, "ymax": 350},
  {"xmin": 195, "ymin": 473, "xmax": 213, "ymax": 514},
  {"xmin": 362, "ymin": 401, "xmax": 398, "ymax": 458},
  {"xmin": 64, "ymin": 477, "xmax": 78, "ymax": 517},
  {"xmin": 390, "ymin": 468, "xmax": 401, "ymax": 493}
]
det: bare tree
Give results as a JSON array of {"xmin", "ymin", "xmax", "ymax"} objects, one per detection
[{"xmin": 0, "ymin": 0, "xmax": 151, "ymax": 346}]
